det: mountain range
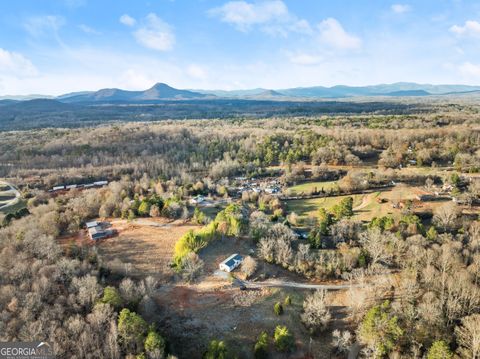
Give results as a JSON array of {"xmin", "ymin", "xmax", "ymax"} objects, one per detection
[{"xmin": 2, "ymin": 82, "xmax": 480, "ymax": 103}]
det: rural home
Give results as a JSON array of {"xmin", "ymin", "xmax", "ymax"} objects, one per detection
[
  {"xmin": 88, "ymin": 226, "xmax": 109, "ymax": 241},
  {"xmin": 219, "ymin": 254, "xmax": 243, "ymax": 272},
  {"xmin": 86, "ymin": 221, "xmax": 116, "ymax": 241}
]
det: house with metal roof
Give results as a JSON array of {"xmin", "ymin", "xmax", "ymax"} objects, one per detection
[
  {"xmin": 88, "ymin": 225, "xmax": 115, "ymax": 241},
  {"xmin": 86, "ymin": 221, "xmax": 99, "ymax": 229},
  {"xmin": 219, "ymin": 253, "xmax": 243, "ymax": 272}
]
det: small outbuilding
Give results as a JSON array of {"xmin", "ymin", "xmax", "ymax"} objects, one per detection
[
  {"xmin": 219, "ymin": 254, "xmax": 243, "ymax": 272},
  {"xmin": 191, "ymin": 195, "xmax": 205, "ymax": 204},
  {"xmin": 86, "ymin": 221, "xmax": 99, "ymax": 229}
]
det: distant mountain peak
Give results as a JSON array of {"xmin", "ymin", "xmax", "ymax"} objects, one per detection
[
  {"xmin": 259, "ymin": 89, "xmax": 284, "ymax": 96},
  {"xmin": 148, "ymin": 82, "xmax": 174, "ymax": 90},
  {"xmin": 59, "ymin": 82, "xmax": 208, "ymax": 103}
]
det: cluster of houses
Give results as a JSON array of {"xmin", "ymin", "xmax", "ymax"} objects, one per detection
[
  {"xmin": 235, "ymin": 177, "xmax": 281, "ymax": 196},
  {"xmin": 50, "ymin": 180, "xmax": 108, "ymax": 193},
  {"xmin": 86, "ymin": 221, "xmax": 116, "ymax": 241}
]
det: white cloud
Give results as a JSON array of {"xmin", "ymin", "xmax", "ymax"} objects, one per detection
[
  {"xmin": 459, "ymin": 62, "xmax": 480, "ymax": 77},
  {"xmin": 120, "ymin": 14, "xmax": 136, "ymax": 27},
  {"xmin": 391, "ymin": 4, "xmax": 411, "ymax": 14},
  {"xmin": 288, "ymin": 53, "xmax": 322, "ymax": 66},
  {"xmin": 134, "ymin": 13, "xmax": 175, "ymax": 51},
  {"xmin": 24, "ymin": 15, "xmax": 65, "ymax": 37},
  {"xmin": 209, "ymin": 0, "xmax": 288, "ymax": 31},
  {"xmin": 450, "ymin": 20, "xmax": 480, "ymax": 37},
  {"xmin": 0, "ymin": 48, "xmax": 37, "ymax": 77},
  {"xmin": 186, "ymin": 64, "xmax": 207, "ymax": 80},
  {"xmin": 208, "ymin": 0, "xmax": 311, "ymax": 36},
  {"xmin": 79, "ymin": 24, "xmax": 100, "ymax": 35},
  {"xmin": 317, "ymin": 18, "xmax": 361, "ymax": 50}
]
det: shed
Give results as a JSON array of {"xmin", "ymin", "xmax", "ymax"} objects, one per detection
[
  {"xmin": 219, "ymin": 254, "xmax": 243, "ymax": 272},
  {"xmin": 86, "ymin": 221, "xmax": 99, "ymax": 229}
]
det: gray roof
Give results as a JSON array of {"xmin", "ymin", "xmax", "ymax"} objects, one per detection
[
  {"xmin": 220, "ymin": 254, "xmax": 243, "ymax": 268},
  {"xmin": 86, "ymin": 221, "xmax": 98, "ymax": 228}
]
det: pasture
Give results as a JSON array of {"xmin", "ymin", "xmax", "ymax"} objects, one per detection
[
  {"xmin": 287, "ymin": 180, "xmax": 338, "ymax": 195},
  {"xmin": 285, "ymin": 183, "xmax": 448, "ymax": 223}
]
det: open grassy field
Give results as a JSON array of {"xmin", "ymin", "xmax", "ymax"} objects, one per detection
[
  {"xmin": 287, "ymin": 193, "xmax": 365, "ymax": 219},
  {"xmin": 286, "ymin": 183, "xmax": 449, "ymax": 223},
  {"xmin": 287, "ymin": 180, "xmax": 338, "ymax": 194}
]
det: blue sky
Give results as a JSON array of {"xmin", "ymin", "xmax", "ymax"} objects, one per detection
[{"xmin": 1, "ymin": 0, "xmax": 480, "ymax": 95}]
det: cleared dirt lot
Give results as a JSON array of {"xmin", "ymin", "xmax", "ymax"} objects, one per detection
[
  {"xmin": 96, "ymin": 219, "xmax": 201, "ymax": 280},
  {"xmin": 154, "ymin": 281, "xmax": 352, "ymax": 359},
  {"xmin": 150, "ymin": 237, "xmax": 355, "ymax": 359}
]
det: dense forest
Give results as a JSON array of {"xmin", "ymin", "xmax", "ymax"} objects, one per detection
[{"xmin": 0, "ymin": 95, "xmax": 477, "ymax": 131}]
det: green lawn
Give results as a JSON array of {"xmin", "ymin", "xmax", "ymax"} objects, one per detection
[
  {"xmin": 286, "ymin": 194, "xmax": 364, "ymax": 219},
  {"xmin": 287, "ymin": 181, "xmax": 338, "ymax": 194}
]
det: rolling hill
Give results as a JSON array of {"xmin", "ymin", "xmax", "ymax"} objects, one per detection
[{"xmin": 60, "ymin": 83, "xmax": 210, "ymax": 103}]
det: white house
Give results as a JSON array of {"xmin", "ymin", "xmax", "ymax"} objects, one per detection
[{"xmin": 219, "ymin": 254, "xmax": 243, "ymax": 272}]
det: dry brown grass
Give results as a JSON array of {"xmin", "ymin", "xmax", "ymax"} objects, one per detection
[{"xmin": 97, "ymin": 219, "xmax": 201, "ymax": 280}]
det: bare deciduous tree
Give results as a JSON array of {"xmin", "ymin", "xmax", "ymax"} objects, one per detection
[
  {"xmin": 360, "ymin": 228, "xmax": 395, "ymax": 268},
  {"xmin": 455, "ymin": 314, "xmax": 480, "ymax": 359},
  {"xmin": 433, "ymin": 202, "xmax": 459, "ymax": 232},
  {"xmin": 301, "ymin": 289, "xmax": 331, "ymax": 333},
  {"xmin": 241, "ymin": 256, "xmax": 257, "ymax": 278},
  {"xmin": 332, "ymin": 329, "xmax": 353, "ymax": 354}
]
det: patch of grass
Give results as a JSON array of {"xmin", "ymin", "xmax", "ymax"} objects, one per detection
[
  {"xmin": 286, "ymin": 194, "xmax": 364, "ymax": 219},
  {"xmin": 288, "ymin": 181, "xmax": 338, "ymax": 194},
  {"xmin": 0, "ymin": 199, "xmax": 26, "ymax": 214}
]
